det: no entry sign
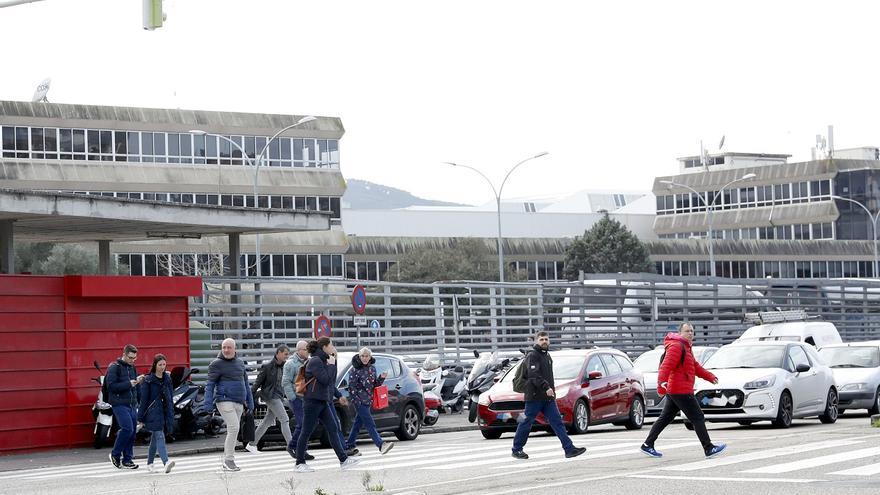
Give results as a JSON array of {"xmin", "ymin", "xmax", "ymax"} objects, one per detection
[
  {"xmin": 314, "ymin": 315, "xmax": 332, "ymax": 339},
  {"xmin": 352, "ymin": 284, "xmax": 367, "ymax": 314}
]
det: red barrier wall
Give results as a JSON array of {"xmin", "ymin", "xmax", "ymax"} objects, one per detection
[{"xmin": 0, "ymin": 275, "xmax": 201, "ymax": 454}]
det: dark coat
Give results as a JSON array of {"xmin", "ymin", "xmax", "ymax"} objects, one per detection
[
  {"xmin": 522, "ymin": 345, "xmax": 555, "ymax": 402},
  {"xmin": 303, "ymin": 348, "xmax": 339, "ymax": 402},
  {"xmin": 252, "ymin": 357, "xmax": 285, "ymax": 402},
  {"xmin": 137, "ymin": 372, "xmax": 174, "ymax": 432},
  {"xmin": 204, "ymin": 353, "xmax": 254, "ymax": 410},
  {"xmin": 348, "ymin": 354, "xmax": 385, "ymax": 406},
  {"xmin": 105, "ymin": 358, "xmax": 140, "ymax": 408}
]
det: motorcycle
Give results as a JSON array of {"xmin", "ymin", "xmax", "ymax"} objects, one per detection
[
  {"xmin": 466, "ymin": 351, "xmax": 512, "ymax": 423},
  {"xmin": 418, "ymin": 354, "xmax": 467, "ymax": 415},
  {"xmin": 91, "ymin": 360, "xmax": 116, "ymax": 449},
  {"xmin": 423, "ymin": 389, "xmax": 441, "ymax": 426}
]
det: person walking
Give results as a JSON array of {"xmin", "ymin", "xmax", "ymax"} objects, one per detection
[
  {"xmin": 345, "ymin": 347, "xmax": 394, "ymax": 455},
  {"xmin": 282, "ymin": 340, "xmax": 314, "ymax": 460},
  {"xmin": 641, "ymin": 322, "xmax": 727, "ymax": 459},
  {"xmin": 138, "ymin": 354, "xmax": 176, "ymax": 474},
  {"xmin": 107, "ymin": 344, "xmax": 143, "ymax": 470},
  {"xmin": 294, "ymin": 337, "xmax": 360, "ymax": 472},
  {"xmin": 204, "ymin": 338, "xmax": 254, "ymax": 472},
  {"xmin": 247, "ymin": 344, "xmax": 292, "ymax": 452},
  {"xmin": 512, "ymin": 331, "xmax": 586, "ymax": 460}
]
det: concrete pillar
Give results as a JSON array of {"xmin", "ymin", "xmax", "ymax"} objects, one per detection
[
  {"xmin": 98, "ymin": 240, "xmax": 111, "ymax": 275},
  {"xmin": 0, "ymin": 220, "xmax": 14, "ymax": 274},
  {"xmin": 227, "ymin": 233, "xmax": 241, "ymax": 276}
]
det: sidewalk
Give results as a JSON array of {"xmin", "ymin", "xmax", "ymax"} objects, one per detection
[{"xmin": 0, "ymin": 410, "xmax": 477, "ymax": 472}]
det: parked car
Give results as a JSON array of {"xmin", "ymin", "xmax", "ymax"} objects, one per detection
[
  {"xmin": 818, "ymin": 341, "xmax": 880, "ymax": 415},
  {"xmin": 633, "ymin": 345, "xmax": 717, "ymax": 416},
  {"xmin": 254, "ymin": 351, "xmax": 425, "ymax": 449},
  {"xmin": 476, "ymin": 349, "xmax": 645, "ymax": 440},
  {"xmin": 692, "ymin": 341, "xmax": 838, "ymax": 428}
]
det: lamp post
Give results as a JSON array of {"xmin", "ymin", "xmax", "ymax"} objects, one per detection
[
  {"xmin": 660, "ymin": 172, "xmax": 756, "ymax": 277},
  {"xmin": 188, "ymin": 131, "xmax": 252, "ymax": 196},
  {"xmin": 830, "ymin": 195, "xmax": 880, "ymax": 277},
  {"xmin": 444, "ymin": 152, "xmax": 549, "ymax": 282}
]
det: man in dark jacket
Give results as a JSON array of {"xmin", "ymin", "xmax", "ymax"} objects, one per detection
[
  {"xmin": 204, "ymin": 338, "xmax": 254, "ymax": 472},
  {"xmin": 247, "ymin": 344, "xmax": 292, "ymax": 452},
  {"xmin": 511, "ymin": 331, "xmax": 586, "ymax": 460},
  {"xmin": 107, "ymin": 344, "xmax": 143, "ymax": 470}
]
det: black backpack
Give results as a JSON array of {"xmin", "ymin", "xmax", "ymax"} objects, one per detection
[
  {"xmin": 659, "ymin": 342, "xmax": 687, "ymax": 369},
  {"xmin": 101, "ymin": 363, "xmax": 117, "ymax": 402},
  {"xmin": 512, "ymin": 357, "xmax": 529, "ymax": 393}
]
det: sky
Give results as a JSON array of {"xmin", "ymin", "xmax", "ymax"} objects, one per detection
[{"xmin": 2, "ymin": 0, "xmax": 880, "ymax": 206}]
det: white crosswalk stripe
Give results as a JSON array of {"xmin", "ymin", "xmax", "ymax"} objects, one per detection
[
  {"xmin": 828, "ymin": 462, "xmax": 880, "ymax": 476},
  {"xmin": 660, "ymin": 439, "xmax": 866, "ymax": 472},
  {"xmin": 488, "ymin": 441, "xmax": 700, "ymax": 470},
  {"xmin": 743, "ymin": 447, "xmax": 880, "ymax": 474}
]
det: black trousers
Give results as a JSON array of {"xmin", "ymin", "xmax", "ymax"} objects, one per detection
[{"xmin": 643, "ymin": 393, "xmax": 713, "ymax": 452}]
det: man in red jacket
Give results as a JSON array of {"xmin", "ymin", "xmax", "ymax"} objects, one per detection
[{"xmin": 640, "ymin": 323, "xmax": 727, "ymax": 459}]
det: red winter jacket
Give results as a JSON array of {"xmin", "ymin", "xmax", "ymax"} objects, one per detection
[{"xmin": 657, "ymin": 333, "xmax": 716, "ymax": 395}]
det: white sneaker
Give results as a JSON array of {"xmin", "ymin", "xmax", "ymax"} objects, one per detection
[
  {"xmin": 164, "ymin": 460, "xmax": 175, "ymax": 474},
  {"xmin": 294, "ymin": 463, "xmax": 315, "ymax": 473},
  {"xmin": 147, "ymin": 464, "xmax": 156, "ymax": 474},
  {"xmin": 380, "ymin": 441, "xmax": 394, "ymax": 455},
  {"xmin": 340, "ymin": 457, "xmax": 361, "ymax": 470},
  {"xmin": 244, "ymin": 443, "xmax": 259, "ymax": 453}
]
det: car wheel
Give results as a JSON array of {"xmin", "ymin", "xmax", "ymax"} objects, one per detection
[
  {"xmin": 94, "ymin": 424, "xmax": 111, "ymax": 449},
  {"xmin": 569, "ymin": 400, "xmax": 590, "ymax": 435},
  {"xmin": 772, "ymin": 391, "xmax": 793, "ymax": 428},
  {"xmin": 625, "ymin": 397, "xmax": 645, "ymax": 430},
  {"xmin": 423, "ymin": 415, "xmax": 439, "ymax": 426},
  {"xmin": 394, "ymin": 404, "xmax": 421, "ymax": 441},
  {"xmin": 481, "ymin": 429, "xmax": 503, "ymax": 440},
  {"xmin": 468, "ymin": 400, "xmax": 478, "ymax": 423},
  {"xmin": 819, "ymin": 388, "xmax": 839, "ymax": 424},
  {"xmin": 869, "ymin": 386, "xmax": 880, "ymax": 415}
]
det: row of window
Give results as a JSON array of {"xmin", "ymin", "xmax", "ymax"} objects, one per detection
[
  {"xmin": 657, "ymin": 223, "xmax": 835, "ymax": 241},
  {"xmin": 656, "ymin": 260, "xmax": 876, "ymax": 279},
  {"xmin": 508, "ymin": 260, "xmax": 566, "ymax": 281},
  {"xmin": 1, "ymin": 125, "xmax": 339, "ymax": 168},
  {"xmin": 117, "ymin": 253, "xmax": 344, "ymax": 277},
  {"xmin": 59, "ymin": 190, "xmax": 341, "ymax": 219},
  {"xmin": 656, "ymin": 180, "xmax": 833, "ymax": 215},
  {"xmin": 682, "ymin": 156, "xmax": 726, "ymax": 169}
]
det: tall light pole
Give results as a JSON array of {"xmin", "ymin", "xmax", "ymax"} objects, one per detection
[
  {"xmin": 831, "ymin": 195, "xmax": 880, "ymax": 276},
  {"xmin": 660, "ymin": 173, "xmax": 756, "ymax": 277},
  {"xmin": 188, "ymin": 131, "xmax": 252, "ymax": 196},
  {"xmin": 444, "ymin": 152, "xmax": 549, "ymax": 282}
]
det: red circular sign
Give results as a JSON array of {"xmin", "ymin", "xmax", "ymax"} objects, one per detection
[
  {"xmin": 352, "ymin": 284, "xmax": 367, "ymax": 315},
  {"xmin": 314, "ymin": 315, "xmax": 332, "ymax": 339}
]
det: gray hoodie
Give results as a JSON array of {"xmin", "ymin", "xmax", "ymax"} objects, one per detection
[{"xmin": 282, "ymin": 352, "xmax": 307, "ymax": 400}]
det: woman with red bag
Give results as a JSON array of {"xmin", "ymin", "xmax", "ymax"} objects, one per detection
[{"xmin": 345, "ymin": 347, "xmax": 394, "ymax": 455}]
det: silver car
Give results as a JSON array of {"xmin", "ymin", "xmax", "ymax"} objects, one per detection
[
  {"xmin": 818, "ymin": 341, "xmax": 880, "ymax": 414},
  {"xmin": 633, "ymin": 345, "xmax": 718, "ymax": 416}
]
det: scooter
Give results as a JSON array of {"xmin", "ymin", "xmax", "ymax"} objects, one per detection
[
  {"xmin": 418, "ymin": 355, "xmax": 467, "ymax": 414},
  {"xmin": 466, "ymin": 351, "xmax": 512, "ymax": 423},
  {"xmin": 423, "ymin": 389, "xmax": 442, "ymax": 426},
  {"xmin": 91, "ymin": 360, "xmax": 116, "ymax": 449}
]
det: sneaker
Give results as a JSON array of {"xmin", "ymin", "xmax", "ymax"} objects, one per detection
[
  {"xmin": 705, "ymin": 443, "xmax": 727, "ymax": 459},
  {"xmin": 640, "ymin": 444, "xmax": 663, "ymax": 458},
  {"xmin": 222, "ymin": 459, "xmax": 240, "ymax": 472},
  {"xmin": 294, "ymin": 463, "xmax": 315, "ymax": 473},
  {"xmin": 511, "ymin": 450, "xmax": 529, "ymax": 460},
  {"xmin": 109, "ymin": 453, "xmax": 121, "ymax": 469},
  {"xmin": 244, "ymin": 443, "xmax": 259, "ymax": 453},
  {"xmin": 164, "ymin": 460, "xmax": 175, "ymax": 474},
  {"xmin": 380, "ymin": 441, "xmax": 394, "ymax": 455},
  {"xmin": 340, "ymin": 457, "xmax": 361, "ymax": 470},
  {"xmin": 345, "ymin": 447, "xmax": 361, "ymax": 457},
  {"xmin": 121, "ymin": 460, "xmax": 139, "ymax": 470},
  {"xmin": 147, "ymin": 464, "xmax": 156, "ymax": 474},
  {"xmin": 565, "ymin": 447, "xmax": 587, "ymax": 458}
]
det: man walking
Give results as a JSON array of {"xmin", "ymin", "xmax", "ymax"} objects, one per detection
[
  {"xmin": 107, "ymin": 344, "xmax": 143, "ymax": 469},
  {"xmin": 246, "ymin": 345, "xmax": 293, "ymax": 452},
  {"xmin": 282, "ymin": 340, "xmax": 314, "ymax": 460},
  {"xmin": 641, "ymin": 322, "xmax": 727, "ymax": 459},
  {"xmin": 512, "ymin": 331, "xmax": 586, "ymax": 460},
  {"xmin": 204, "ymin": 338, "xmax": 254, "ymax": 472}
]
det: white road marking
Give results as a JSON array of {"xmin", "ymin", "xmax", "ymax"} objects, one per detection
[
  {"xmin": 661, "ymin": 438, "xmax": 865, "ymax": 471},
  {"xmin": 628, "ymin": 474, "xmax": 821, "ymax": 483},
  {"xmin": 744, "ymin": 447, "xmax": 880, "ymax": 474},
  {"xmin": 828, "ymin": 461, "xmax": 880, "ymax": 477}
]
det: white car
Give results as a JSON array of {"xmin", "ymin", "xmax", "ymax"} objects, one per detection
[
  {"xmin": 633, "ymin": 345, "xmax": 717, "ymax": 417},
  {"xmin": 818, "ymin": 341, "xmax": 880, "ymax": 415},
  {"xmin": 693, "ymin": 341, "xmax": 838, "ymax": 428}
]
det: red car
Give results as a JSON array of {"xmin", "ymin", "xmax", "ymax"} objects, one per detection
[{"xmin": 477, "ymin": 349, "xmax": 645, "ymax": 439}]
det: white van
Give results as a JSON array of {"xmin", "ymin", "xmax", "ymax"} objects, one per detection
[{"xmin": 735, "ymin": 310, "xmax": 843, "ymax": 348}]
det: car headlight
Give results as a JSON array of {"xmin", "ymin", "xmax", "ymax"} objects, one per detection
[
  {"xmin": 478, "ymin": 394, "xmax": 491, "ymax": 406},
  {"xmin": 839, "ymin": 383, "xmax": 867, "ymax": 392},
  {"xmin": 743, "ymin": 375, "xmax": 776, "ymax": 390}
]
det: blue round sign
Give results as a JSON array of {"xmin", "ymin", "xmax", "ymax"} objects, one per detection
[
  {"xmin": 352, "ymin": 284, "xmax": 367, "ymax": 315},
  {"xmin": 370, "ymin": 319, "xmax": 381, "ymax": 331},
  {"xmin": 314, "ymin": 315, "xmax": 332, "ymax": 339}
]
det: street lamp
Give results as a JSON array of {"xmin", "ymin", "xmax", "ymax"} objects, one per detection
[
  {"xmin": 830, "ymin": 195, "xmax": 880, "ymax": 277},
  {"xmin": 444, "ymin": 152, "xmax": 549, "ymax": 282},
  {"xmin": 660, "ymin": 172, "xmax": 756, "ymax": 277},
  {"xmin": 188, "ymin": 130, "xmax": 252, "ymax": 196}
]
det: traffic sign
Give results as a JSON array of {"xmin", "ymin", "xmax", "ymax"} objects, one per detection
[
  {"xmin": 314, "ymin": 315, "xmax": 332, "ymax": 339},
  {"xmin": 353, "ymin": 315, "xmax": 367, "ymax": 326},
  {"xmin": 352, "ymin": 284, "xmax": 367, "ymax": 314},
  {"xmin": 370, "ymin": 319, "xmax": 381, "ymax": 332}
]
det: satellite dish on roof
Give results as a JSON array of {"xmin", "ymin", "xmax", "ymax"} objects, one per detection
[{"xmin": 32, "ymin": 78, "xmax": 51, "ymax": 103}]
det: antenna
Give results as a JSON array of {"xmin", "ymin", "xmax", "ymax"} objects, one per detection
[
  {"xmin": 31, "ymin": 77, "xmax": 50, "ymax": 103},
  {"xmin": 718, "ymin": 135, "xmax": 725, "ymax": 150}
]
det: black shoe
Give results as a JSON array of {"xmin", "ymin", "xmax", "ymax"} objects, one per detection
[
  {"xmin": 121, "ymin": 460, "xmax": 139, "ymax": 470},
  {"xmin": 565, "ymin": 447, "xmax": 587, "ymax": 458},
  {"xmin": 286, "ymin": 447, "xmax": 296, "ymax": 459},
  {"xmin": 511, "ymin": 450, "xmax": 529, "ymax": 460},
  {"xmin": 304, "ymin": 453, "xmax": 315, "ymax": 461},
  {"xmin": 345, "ymin": 447, "xmax": 360, "ymax": 457},
  {"xmin": 109, "ymin": 453, "xmax": 121, "ymax": 469}
]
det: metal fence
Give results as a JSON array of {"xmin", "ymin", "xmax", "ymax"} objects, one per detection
[{"xmin": 188, "ymin": 274, "xmax": 880, "ymax": 379}]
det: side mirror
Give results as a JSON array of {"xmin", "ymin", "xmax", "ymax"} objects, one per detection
[
  {"xmin": 588, "ymin": 371, "xmax": 603, "ymax": 380},
  {"xmin": 795, "ymin": 363, "xmax": 811, "ymax": 373},
  {"xmin": 454, "ymin": 366, "xmax": 464, "ymax": 373},
  {"xmin": 493, "ymin": 376, "xmax": 500, "ymax": 383},
  {"xmin": 93, "ymin": 360, "xmax": 101, "ymax": 371},
  {"xmin": 473, "ymin": 350, "xmax": 480, "ymax": 358},
  {"xmin": 191, "ymin": 368, "xmax": 200, "ymax": 374},
  {"xmin": 501, "ymin": 359, "xmax": 510, "ymax": 368}
]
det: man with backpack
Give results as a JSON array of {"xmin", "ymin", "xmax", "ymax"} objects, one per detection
[
  {"xmin": 106, "ymin": 344, "xmax": 144, "ymax": 470},
  {"xmin": 511, "ymin": 331, "xmax": 586, "ymax": 460},
  {"xmin": 641, "ymin": 322, "xmax": 727, "ymax": 459},
  {"xmin": 282, "ymin": 340, "xmax": 314, "ymax": 460}
]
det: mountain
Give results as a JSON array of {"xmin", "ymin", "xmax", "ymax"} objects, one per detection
[{"xmin": 343, "ymin": 179, "xmax": 468, "ymax": 209}]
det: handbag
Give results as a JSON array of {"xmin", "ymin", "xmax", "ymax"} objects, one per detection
[
  {"xmin": 239, "ymin": 409, "xmax": 256, "ymax": 443},
  {"xmin": 372, "ymin": 385, "xmax": 389, "ymax": 410}
]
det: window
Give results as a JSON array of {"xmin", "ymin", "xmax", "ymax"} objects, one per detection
[
  {"xmin": 374, "ymin": 357, "xmax": 397, "ymax": 378},
  {"xmin": 600, "ymin": 354, "xmax": 623, "ymax": 376},
  {"xmin": 613, "ymin": 355, "xmax": 634, "ymax": 372},
  {"xmin": 585, "ymin": 356, "xmax": 605, "ymax": 376},
  {"xmin": 787, "ymin": 346, "xmax": 810, "ymax": 372},
  {"xmin": 523, "ymin": 202, "xmax": 537, "ymax": 213}
]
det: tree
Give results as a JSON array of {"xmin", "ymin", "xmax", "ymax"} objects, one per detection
[
  {"xmin": 562, "ymin": 214, "xmax": 653, "ymax": 279},
  {"xmin": 390, "ymin": 238, "xmax": 523, "ymax": 283},
  {"xmin": 14, "ymin": 241, "xmax": 127, "ymax": 275}
]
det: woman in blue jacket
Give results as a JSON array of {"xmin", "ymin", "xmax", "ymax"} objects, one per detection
[{"xmin": 138, "ymin": 354, "xmax": 176, "ymax": 474}]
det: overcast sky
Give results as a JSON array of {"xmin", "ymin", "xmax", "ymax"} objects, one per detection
[{"xmin": 2, "ymin": 0, "xmax": 878, "ymax": 205}]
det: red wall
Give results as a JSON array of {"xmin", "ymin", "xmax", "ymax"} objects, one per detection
[{"xmin": 0, "ymin": 275, "xmax": 201, "ymax": 454}]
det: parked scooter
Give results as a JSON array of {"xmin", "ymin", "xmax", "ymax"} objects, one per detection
[
  {"xmin": 466, "ymin": 351, "xmax": 512, "ymax": 423},
  {"xmin": 91, "ymin": 360, "xmax": 116, "ymax": 449},
  {"xmin": 418, "ymin": 354, "xmax": 467, "ymax": 414},
  {"xmin": 423, "ymin": 389, "xmax": 441, "ymax": 426}
]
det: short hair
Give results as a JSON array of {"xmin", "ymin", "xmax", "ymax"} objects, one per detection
[
  {"xmin": 535, "ymin": 331, "xmax": 549, "ymax": 339},
  {"xmin": 359, "ymin": 347, "xmax": 372, "ymax": 356},
  {"xmin": 275, "ymin": 344, "xmax": 290, "ymax": 355},
  {"xmin": 123, "ymin": 344, "xmax": 138, "ymax": 355},
  {"xmin": 679, "ymin": 322, "xmax": 693, "ymax": 331},
  {"xmin": 295, "ymin": 340, "xmax": 308, "ymax": 350}
]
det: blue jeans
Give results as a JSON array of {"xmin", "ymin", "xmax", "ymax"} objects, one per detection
[
  {"xmin": 295, "ymin": 399, "xmax": 347, "ymax": 464},
  {"xmin": 346, "ymin": 403, "xmax": 383, "ymax": 449},
  {"xmin": 287, "ymin": 397, "xmax": 304, "ymax": 452},
  {"xmin": 111, "ymin": 405, "xmax": 137, "ymax": 462},
  {"xmin": 512, "ymin": 400, "xmax": 574, "ymax": 453},
  {"xmin": 147, "ymin": 430, "xmax": 169, "ymax": 465},
  {"xmin": 328, "ymin": 403, "xmax": 348, "ymax": 448}
]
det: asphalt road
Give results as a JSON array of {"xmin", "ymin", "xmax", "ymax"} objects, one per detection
[{"xmin": 0, "ymin": 413, "xmax": 878, "ymax": 495}]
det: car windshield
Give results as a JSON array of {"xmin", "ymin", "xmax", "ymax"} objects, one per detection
[
  {"xmin": 704, "ymin": 345, "xmax": 785, "ymax": 369},
  {"xmin": 633, "ymin": 350, "xmax": 662, "ymax": 372},
  {"xmin": 818, "ymin": 347, "xmax": 880, "ymax": 368},
  {"xmin": 502, "ymin": 355, "xmax": 584, "ymax": 382}
]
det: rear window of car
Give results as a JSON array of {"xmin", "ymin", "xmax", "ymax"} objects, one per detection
[
  {"xmin": 613, "ymin": 354, "xmax": 634, "ymax": 372},
  {"xmin": 600, "ymin": 354, "xmax": 623, "ymax": 376},
  {"xmin": 818, "ymin": 346, "xmax": 880, "ymax": 368},
  {"xmin": 375, "ymin": 357, "xmax": 398, "ymax": 378}
]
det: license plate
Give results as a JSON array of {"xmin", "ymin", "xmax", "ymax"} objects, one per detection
[
  {"xmin": 647, "ymin": 399, "xmax": 655, "ymax": 407},
  {"xmin": 497, "ymin": 412, "xmax": 517, "ymax": 421}
]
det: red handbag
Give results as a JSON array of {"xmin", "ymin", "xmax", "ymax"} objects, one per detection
[{"xmin": 372, "ymin": 385, "xmax": 389, "ymax": 410}]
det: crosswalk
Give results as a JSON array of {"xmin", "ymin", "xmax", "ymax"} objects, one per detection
[{"xmin": 0, "ymin": 434, "xmax": 878, "ymax": 484}]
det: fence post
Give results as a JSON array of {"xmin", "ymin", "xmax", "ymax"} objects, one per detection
[
  {"xmin": 384, "ymin": 284, "xmax": 392, "ymax": 353},
  {"xmin": 536, "ymin": 285, "xmax": 544, "ymax": 338},
  {"xmin": 489, "ymin": 287, "xmax": 498, "ymax": 351},
  {"xmin": 433, "ymin": 286, "xmax": 445, "ymax": 361}
]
